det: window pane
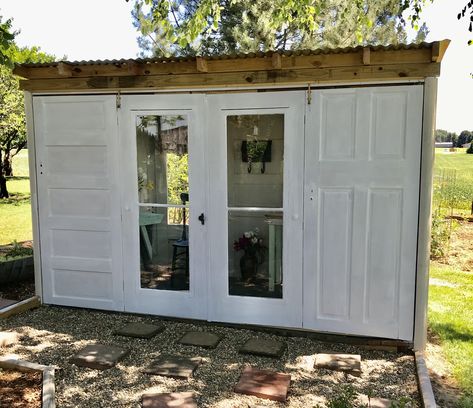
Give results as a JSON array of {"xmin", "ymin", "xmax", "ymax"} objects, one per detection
[
  {"xmin": 228, "ymin": 210, "xmax": 283, "ymax": 299},
  {"xmin": 139, "ymin": 206, "xmax": 190, "ymax": 291},
  {"xmin": 227, "ymin": 114, "xmax": 284, "ymax": 208},
  {"xmin": 136, "ymin": 115, "xmax": 189, "ymax": 205}
]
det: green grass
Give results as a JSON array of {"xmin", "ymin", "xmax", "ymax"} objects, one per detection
[
  {"xmin": 0, "ymin": 153, "xmax": 32, "ymax": 245},
  {"xmin": 11, "ymin": 149, "xmax": 30, "ymax": 177},
  {"xmin": 434, "ymin": 148, "xmax": 473, "ymax": 213},
  {"xmin": 429, "ymin": 264, "xmax": 473, "ymax": 406}
]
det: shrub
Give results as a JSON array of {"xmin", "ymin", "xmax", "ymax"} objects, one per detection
[
  {"xmin": 4, "ymin": 240, "xmax": 33, "ymax": 259},
  {"xmin": 467, "ymin": 144, "xmax": 473, "ymax": 154}
]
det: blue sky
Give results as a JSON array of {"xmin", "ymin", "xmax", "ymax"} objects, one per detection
[{"xmin": 1, "ymin": 0, "xmax": 472, "ymax": 133}]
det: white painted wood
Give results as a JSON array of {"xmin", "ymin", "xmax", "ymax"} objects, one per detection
[
  {"xmin": 119, "ymin": 94, "xmax": 208, "ymax": 319},
  {"xmin": 33, "ymin": 95, "xmax": 124, "ymax": 310},
  {"xmin": 303, "ymin": 85, "xmax": 423, "ymax": 340},
  {"xmin": 24, "ymin": 92, "xmax": 43, "ymax": 299},
  {"xmin": 207, "ymin": 91, "xmax": 305, "ymax": 328},
  {"xmin": 414, "ymin": 78, "xmax": 438, "ymax": 350}
]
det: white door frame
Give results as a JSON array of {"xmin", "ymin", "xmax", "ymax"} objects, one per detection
[
  {"xmin": 119, "ymin": 94, "xmax": 208, "ymax": 319},
  {"xmin": 207, "ymin": 91, "xmax": 305, "ymax": 328}
]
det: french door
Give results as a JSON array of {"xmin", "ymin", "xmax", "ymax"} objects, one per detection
[
  {"xmin": 207, "ymin": 92, "xmax": 305, "ymax": 328},
  {"xmin": 120, "ymin": 94, "xmax": 208, "ymax": 319}
]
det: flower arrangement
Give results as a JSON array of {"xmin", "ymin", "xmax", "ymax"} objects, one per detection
[{"xmin": 233, "ymin": 229, "xmax": 265, "ymax": 258}]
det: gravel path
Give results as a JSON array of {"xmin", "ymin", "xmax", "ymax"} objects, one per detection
[{"xmin": 1, "ymin": 306, "xmax": 420, "ymax": 407}]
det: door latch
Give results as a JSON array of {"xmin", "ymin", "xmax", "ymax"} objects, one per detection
[{"xmin": 198, "ymin": 213, "xmax": 205, "ymax": 225}]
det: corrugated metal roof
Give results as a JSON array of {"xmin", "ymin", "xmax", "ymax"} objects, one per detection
[{"xmin": 17, "ymin": 41, "xmax": 437, "ymax": 68}]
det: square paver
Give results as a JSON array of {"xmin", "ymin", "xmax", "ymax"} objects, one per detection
[
  {"xmin": 239, "ymin": 338, "xmax": 286, "ymax": 358},
  {"xmin": 70, "ymin": 344, "xmax": 130, "ymax": 370},
  {"xmin": 142, "ymin": 392, "xmax": 197, "ymax": 408},
  {"xmin": 234, "ymin": 366, "xmax": 291, "ymax": 402},
  {"xmin": 315, "ymin": 353, "xmax": 361, "ymax": 375},
  {"xmin": 359, "ymin": 395, "xmax": 391, "ymax": 407},
  {"xmin": 144, "ymin": 355, "xmax": 202, "ymax": 379},
  {"xmin": 0, "ymin": 298, "xmax": 17, "ymax": 309},
  {"xmin": 179, "ymin": 331, "xmax": 222, "ymax": 349},
  {"xmin": 114, "ymin": 322, "xmax": 164, "ymax": 339},
  {"xmin": 0, "ymin": 331, "xmax": 18, "ymax": 347}
]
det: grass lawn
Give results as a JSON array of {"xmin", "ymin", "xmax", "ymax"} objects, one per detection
[
  {"xmin": 0, "ymin": 176, "xmax": 32, "ymax": 246},
  {"xmin": 429, "ymin": 263, "xmax": 473, "ymax": 406},
  {"xmin": 433, "ymin": 148, "xmax": 473, "ymax": 213}
]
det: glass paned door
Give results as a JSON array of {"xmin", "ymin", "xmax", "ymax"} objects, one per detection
[
  {"xmin": 208, "ymin": 92, "xmax": 305, "ymax": 328},
  {"xmin": 136, "ymin": 114, "xmax": 190, "ymax": 291},
  {"xmin": 121, "ymin": 95, "xmax": 207, "ymax": 319},
  {"xmin": 227, "ymin": 114, "xmax": 284, "ymax": 298}
]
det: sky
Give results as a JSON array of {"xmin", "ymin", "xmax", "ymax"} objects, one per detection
[{"xmin": 0, "ymin": 0, "xmax": 472, "ymax": 133}]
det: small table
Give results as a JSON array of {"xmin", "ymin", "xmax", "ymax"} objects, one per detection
[
  {"xmin": 139, "ymin": 212, "xmax": 164, "ymax": 260},
  {"xmin": 265, "ymin": 214, "xmax": 283, "ymax": 292}
]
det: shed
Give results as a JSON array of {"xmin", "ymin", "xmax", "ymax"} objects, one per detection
[{"xmin": 15, "ymin": 40, "xmax": 450, "ymax": 350}]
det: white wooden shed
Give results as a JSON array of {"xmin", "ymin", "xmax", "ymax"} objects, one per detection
[{"xmin": 15, "ymin": 40, "xmax": 449, "ymax": 350}]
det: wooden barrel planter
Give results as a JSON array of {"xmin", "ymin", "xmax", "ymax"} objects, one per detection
[{"xmin": 0, "ymin": 256, "xmax": 34, "ymax": 284}]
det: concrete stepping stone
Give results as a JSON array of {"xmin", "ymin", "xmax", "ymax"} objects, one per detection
[
  {"xmin": 0, "ymin": 298, "xmax": 17, "ymax": 309},
  {"xmin": 179, "ymin": 331, "xmax": 222, "ymax": 349},
  {"xmin": 0, "ymin": 331, "xmax": 18, "ymax": 347},
  {"xmin": 70, "ymin": 344, "xmax": 130, "ymax": 370},
  {"xmin": 114, "ymin": 322, "xmax": 164, "ymax": 339},
  {"xmin": 144, "ymin": 355, "xmax": 202, "ymax": 379},
  {"xmin": 239, "ymin": 338, "xmax": 286, "ymax": 358},
  {"xmin": 234, "ymin": 366, "xmax": 291, "ymax": 402},
  {"xmin": 315, "ymin": 353, "xmax": 361, "ymax": 376},
  {"xmin": 359, "ymin": 395, "xmax": 391, "ymax": 407},
  {"xmin": 142, "ymin": 392, "xmax": 197, "ymax": 408}
]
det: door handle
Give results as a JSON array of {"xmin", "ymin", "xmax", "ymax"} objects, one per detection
[{"xmin": 198, "ymin": 213, "xmax": 205, "ymax": 225}]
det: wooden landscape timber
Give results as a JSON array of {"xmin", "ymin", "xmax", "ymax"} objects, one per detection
[{"xmin": 14, "ymin": 40, "xmax": 449, "ymax": 92}]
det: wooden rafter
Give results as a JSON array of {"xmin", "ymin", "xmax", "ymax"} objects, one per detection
[{"xmin": 14, "ymin": 41, "xmax": 449, "ymax": 92}]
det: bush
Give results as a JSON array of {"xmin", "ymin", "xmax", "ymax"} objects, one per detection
[
  {"xmin": 467, "ymin": 144, "xmax": 473, "ymax": 154},
  {"xmin": 4, "ymin": 240, "xmax": 33, "ymax": 259},
  {"xmin": 430, "ymin": 211, "xmax": 454, "ymax": 259}
]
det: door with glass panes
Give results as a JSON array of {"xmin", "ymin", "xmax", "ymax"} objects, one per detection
[
  {"xmin": 120, "ymin": 94, "xmax": 207, "ymax": 319},
  {"xmin": 207, "ymin": 92, "xmax": 305, "ymax": 327}
]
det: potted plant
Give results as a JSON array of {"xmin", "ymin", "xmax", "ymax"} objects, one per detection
[
  {"xmin": 0, "ymin": 241, "xmax": 34, "ymax": 284},
  {"xmin": 233, "ymin": 229, "xmax": 265, "ymax": 282}
]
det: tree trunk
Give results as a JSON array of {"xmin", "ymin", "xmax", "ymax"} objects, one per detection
[
  {"xmin": 0, "ymin": 150, "xmax": 9, "ymax": 199},
  {"xmin": 3, "ymin": 151, "xmax": 13, "ymax": 177}
]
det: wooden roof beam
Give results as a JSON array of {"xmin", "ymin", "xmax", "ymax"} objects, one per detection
[
  {"xmin": 431, "ymin": 39, "xmax": 451, "ymax": 63},
  {"xmin": 362, "ymin": 47, "xmax": 371, "ymax": 65},
  {"xmin": 57, "ymin": 62, "xmax": 73, "ymax": 77},
  {"xmin": 272, "ymin": 53, "xmax": 282, "ymax": 69},
  {"xmin": 196, "ymin": 57, "xmax": 208, "ymax": 72}
]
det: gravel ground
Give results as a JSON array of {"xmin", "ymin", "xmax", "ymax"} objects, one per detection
[{"xmin": 1, "ymin": 306, "xmax": 420, "ymax": 407}]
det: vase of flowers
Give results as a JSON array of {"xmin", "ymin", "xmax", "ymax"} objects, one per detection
[{"xmin": 233, "ymin": 229, "xmax": 265, "ymax": 281}]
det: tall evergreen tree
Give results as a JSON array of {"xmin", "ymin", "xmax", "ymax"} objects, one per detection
[{"xmin": 131, "ymin": 0, "xmax": 428, "ymax": 57}]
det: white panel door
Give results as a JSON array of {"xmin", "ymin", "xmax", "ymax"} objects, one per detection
[
  {"xmin": 207, "ymin": 91, "xmax": 305, "ymax": 328},
  {"xmin": 34, "ymin": 95, "xmax": 124, "ymax": 310},
  {"xmin": 120, "ymin": 95, "xmax": 207, "ymax": 319},
  {"xmin": 303, "ymin": 85, "xmax": 423, "ymax": 340}
]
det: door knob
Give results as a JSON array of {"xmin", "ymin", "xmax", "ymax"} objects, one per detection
[{"xmin": 198, "ymin": 213, "xmax": 205, "ymax": 225}]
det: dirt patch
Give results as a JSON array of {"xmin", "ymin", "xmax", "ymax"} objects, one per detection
[
  {"xmin": 425, "ymin": 331, "xmax": 463, "ymax": 407},
  {"xmin": 0, "ymin": 369, "xmax": 42, "ymax": 408},
  {"xmin": 438, "ymin": 221, "xmax": 473, "ymax": 271}
]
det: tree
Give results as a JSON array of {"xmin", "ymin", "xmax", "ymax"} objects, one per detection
[
  {"xmin": 0, "ymin": 16, "xmax": 16, "ymax": 66},
  {"xmin": 132, "ymin": 0, "xmax": 429, "ymax": 57},
  {"xmin": 457, "ymin": 130, "xmax": 473, "ymax": 147},
  {"xmin": 0, "ymin": 45, "xmax": 55, "ymax": 198},
  {"xmin": 435, "ymin": 129, "xmax": 458, "ymax": 144}
]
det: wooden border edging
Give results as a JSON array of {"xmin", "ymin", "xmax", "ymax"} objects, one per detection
[
  {"xmin": 0, "ymin": 357, "xmax": 55, "ymax": 408},
  {"xmin": 415, "ymin": 351, "xmax": 437, "ymax": 408},
  {"xmin": 0, "ymin": 296, "xmax": 41, "ymax": 319}
]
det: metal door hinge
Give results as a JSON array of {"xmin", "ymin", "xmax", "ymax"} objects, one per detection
[
  {"xmin": 116, "ymin": 91, "xmax": 121, "ymax": 109},
  {"xmin": 307, "ymin": 83, "xmax": 312, "ymax": 105}
]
